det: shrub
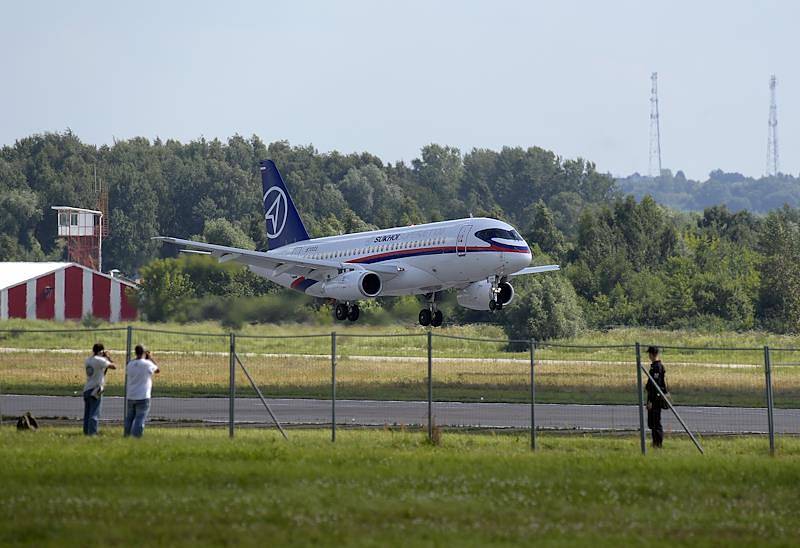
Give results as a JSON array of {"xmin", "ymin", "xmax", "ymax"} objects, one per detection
[
  {"xmin": 500, "ymin": 273, "xmax": 585, "ymax": 342},
  {"xmin": 80, "ymin": 314, "xmax": 103, "ymax": 329}
]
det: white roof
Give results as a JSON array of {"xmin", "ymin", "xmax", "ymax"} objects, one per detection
[
  {"xmin": 51, "ymin": 206, "xmax": 102, "ymax": 215},
  {"xmin": 0, "ymin": 262, "xmax": 137, "ymax": 290},
  {"xmin": 0, "ymin": 262, "xmax": 69, "ymax": 290}
]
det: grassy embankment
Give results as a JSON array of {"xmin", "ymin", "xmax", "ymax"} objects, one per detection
[
  {"xmin": 2, "ymin": 319, "xmax": 799, "ymax": 407},
  {"xmin": 0, "ymin": 427, "xmax": 798, "ymax": 547}
]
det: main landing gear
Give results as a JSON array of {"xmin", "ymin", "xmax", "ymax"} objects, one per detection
[
  {"xmin": 418, "ymin": 293, "xmax": 443, "ymax": 327},
  {"xmin": 334, "ymin": 302, "xmax": 360, "ymax": 322}
]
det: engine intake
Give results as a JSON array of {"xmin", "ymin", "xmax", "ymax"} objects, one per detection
[
  {"xmin": 457, "ymin": 280, "xmax": 515, "ymax": 311},
  {"xmin": 497, "ymin": 281, "xmax": 514, "ymax": 306},
  {"xmin": 319, "ymin": 271, "xmax": 382, "ymax": 300},
  {"xmin": 360, "ymin": 272, "xmax": 382, "ymax": 297}
]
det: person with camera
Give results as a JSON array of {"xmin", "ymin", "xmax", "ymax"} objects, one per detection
[
  {"xmin": 83, "ymin": 343, "xmax": 116, "ymax": 436},
  {"xmin": 645, "ymin": 345, "xmax": 669, "ymax": 448},
  {"xmin": 124, "ymin": 345, "xmax": 160, "ymax": 438}
]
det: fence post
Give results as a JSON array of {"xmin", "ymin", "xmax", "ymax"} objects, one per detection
[
  {"xmin": 530, "ymin": 339, "xmax": 536, "ymax": 451},
  {"xmin": 229, "ymin": 332, "xmax": 235, "ymax": 438},
  {"xmin": 635, "ymin": 343, "xmax": 647, "ymax": 455},
  {"xmin": 331, "ymin": 331, "xmax": 337, "ymax": 443},
  {"xmin": 764, "ymin": 346, "xmax": 775, "ymax": 456},
  {"xmin": 123, "ymin": 325, "xmax": 132, "ymax": 426},
  {"xmin": 427, "ymin": 330, "xmax": 433, "ymax": 442}
]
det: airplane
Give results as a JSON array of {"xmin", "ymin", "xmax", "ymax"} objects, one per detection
[{"xmin": 155, "ymin": 160, "xmax": 559, "ymax": 327}]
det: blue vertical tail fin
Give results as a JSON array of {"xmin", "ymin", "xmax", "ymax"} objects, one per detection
[{"xmin": 259, "ymin": 160, "xmax": 310, "ymax": 249}]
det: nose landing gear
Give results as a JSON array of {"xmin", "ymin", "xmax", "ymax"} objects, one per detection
[
  {"xmin": 488, "ymin": 275, "xmax": 505, "ymax": 311},
  {"xmin": 334, "ymin": 302, "xmax": 360, "ymax": 322},
  {"xmin": 419, "ymin": 293, "xmax": 444, "ymax": 327}
]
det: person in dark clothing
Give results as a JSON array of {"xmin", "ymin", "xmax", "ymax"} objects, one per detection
[{"xmin": 645, "ymin": 345, "xmax": 669, "ymax": 448}]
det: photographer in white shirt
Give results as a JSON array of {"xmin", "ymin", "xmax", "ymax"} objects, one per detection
[
  {"xmin": 83, "ymin": 343, "xmax": 115, "ymax": 436},
  {"xmin": 124, "ymin": 345, "xmax": 160, "ymax": 438}
]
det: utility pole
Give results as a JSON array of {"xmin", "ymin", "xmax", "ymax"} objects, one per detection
[
  {"xmin": 649, "ymin": 72, "xmax": 662, "ymax": 178},
  {"xmin": 766, "ymin": 75, "xmax": 780, "ymax": 177}
]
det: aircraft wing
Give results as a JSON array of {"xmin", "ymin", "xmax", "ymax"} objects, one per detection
[
  {"xmin": 509, "ymin": 264, "xmax": 560, "ymax": 276},
  {"xmin": 153, "ymin": 237, "xmax": 403, "ymax": 280}
]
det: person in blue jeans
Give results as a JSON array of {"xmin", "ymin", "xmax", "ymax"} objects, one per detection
[
  {"xmin": 124, "ymin": 345, "xmax": 160, "ymax": 437},
  {"xmin": 83, "ymin": 343, "xmax": 115, "ymax": 435}
]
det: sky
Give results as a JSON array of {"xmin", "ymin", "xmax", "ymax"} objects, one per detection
[{"xmin": 0, "ymin": 0, "xmax": 796, "ymax": 180}]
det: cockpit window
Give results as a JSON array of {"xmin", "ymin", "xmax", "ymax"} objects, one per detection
[{"xmin": 475, "ymin": 228, "xmax": 523, "ymax": 241}]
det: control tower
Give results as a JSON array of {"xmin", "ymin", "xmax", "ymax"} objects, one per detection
[
  {"xmin": 51, "ymin": 168, "xmax": 110, "ymax": 272},
  {"xmin": 51, "ymin": 206, "xmax": 105, "ymax": 271}
]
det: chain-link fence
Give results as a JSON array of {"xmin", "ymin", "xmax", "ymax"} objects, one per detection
[
  {"xmin": 1, "ymin": 326, "xmax": 797, "ymax": 454},
  {"xmin": 233, "ymin": 333, "xmax": 331, "ymax": 430},
  {"xmin": 130, "ymin": 328, "xmax": 231, "ymax": 425},
  {"xmin": 764, "ymin": 347, "xmax": 800, "ymax": 453},
  {"xmin": 0, "ymin": 327, "xmax": 127, "ymax": 425},
  {"xmin": 651, "ymin": 345, "xmax": 770, "ymax": 440},
  {"xmin": 333, "ymin": 333, "xmax": 429, "ymax": 437},
  {"xmin": 432, "ymin": 334, "xmax": 532, "ymax": 440},
  {"xmin": 534, "ymin": 342, "xmax": 637, "ymax": 432}
]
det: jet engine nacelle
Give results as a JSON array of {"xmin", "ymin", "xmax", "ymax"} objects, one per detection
[
  {"xmin": 319, "ymin": 271, "xmax": 382, "ymax": 301},
  {"xmin": 457, "ymin": 280, "xmax": 515, "ymax": 311}
]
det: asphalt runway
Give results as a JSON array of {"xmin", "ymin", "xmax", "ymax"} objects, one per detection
[{"xmin": 2, "ymin": 394, "xmax": 798, "ymax": 434}]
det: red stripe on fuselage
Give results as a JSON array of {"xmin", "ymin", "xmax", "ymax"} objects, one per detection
[{"xmin": 347, "ymin": 245, "xmax": 450, "ymax": 263}]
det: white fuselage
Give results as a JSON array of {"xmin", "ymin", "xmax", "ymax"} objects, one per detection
[{"xmin": 249, "ymin": 217, "xmax": 532, "ymax": 298}]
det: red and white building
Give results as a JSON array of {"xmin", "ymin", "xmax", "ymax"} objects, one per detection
[{"xmin": 0, "ymin": 262, "xmax": 137, "ymax": 322}]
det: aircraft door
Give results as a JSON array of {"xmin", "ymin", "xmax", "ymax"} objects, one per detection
[{"xmin": 456, "ymin": 224, "xmax": 472, "ymax": 257}]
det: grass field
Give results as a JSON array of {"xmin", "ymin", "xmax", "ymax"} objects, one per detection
[
  {"xmin": 7, "ymin": 318, "xmax": 800, "ymax": 352},
  {"xmin": 1, "ymin": 427, "xmax": 798, "ymax": 547},
  {"xmin": 2, "ymin": 320, "xmax": 800, "ymax": 407}
]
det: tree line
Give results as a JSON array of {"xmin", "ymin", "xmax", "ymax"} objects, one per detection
[
  {"xmin": 3, "ymin": 132, "xmax": 800, "ymax": 336},
  {"xmin": 618, "ymin": 169, "xmax": 800, "ymax": 213}
]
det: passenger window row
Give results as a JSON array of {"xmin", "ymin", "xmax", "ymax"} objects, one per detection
[{"xmin": 308, "ymin": 237, "xmax": 447, "ymax": 261}]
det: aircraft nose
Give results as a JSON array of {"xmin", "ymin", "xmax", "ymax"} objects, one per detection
[
  {"xmin": 505, "ymin": 249, "xmax": 531, "ymax": 272},
  {"xmin": 518, "ymin": 249, "xmax": 532, "ymax": 269}
]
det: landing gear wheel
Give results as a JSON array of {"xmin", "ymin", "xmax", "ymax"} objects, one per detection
[
  {"xmin": 431, "ymin": 310, "xmax": 443, "ymax": 327},
  {"xmin": 334, "ymin": 303, "xmax": 348, "ymax": 321},
  {"xmin": 419, "ymin": 309, "xmax": 432, "ymax": 326},
  {"xmin": 347, "ymin": 304, "xmax": 360, "ymax": 322},
  {"xmin": 489, "ymin": 299, "xmax": 498, "ymax": 311}
]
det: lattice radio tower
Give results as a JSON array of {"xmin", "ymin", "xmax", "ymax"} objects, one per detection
[
  {"xmin": 648, "ymin": 72, "xmax": 662, "ymax": 177},
  {"xmin": 766, "ymin": 75, "xmax": 780, "ymax": 177}
]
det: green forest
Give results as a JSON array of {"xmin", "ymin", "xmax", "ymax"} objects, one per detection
[
  {"xmin": 2, "ymin": 131, "xmax": 800, "ymax": 337},
  {"xmin": 618, "ymin": 169, "xmax": 800, "ymax": 213}
]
